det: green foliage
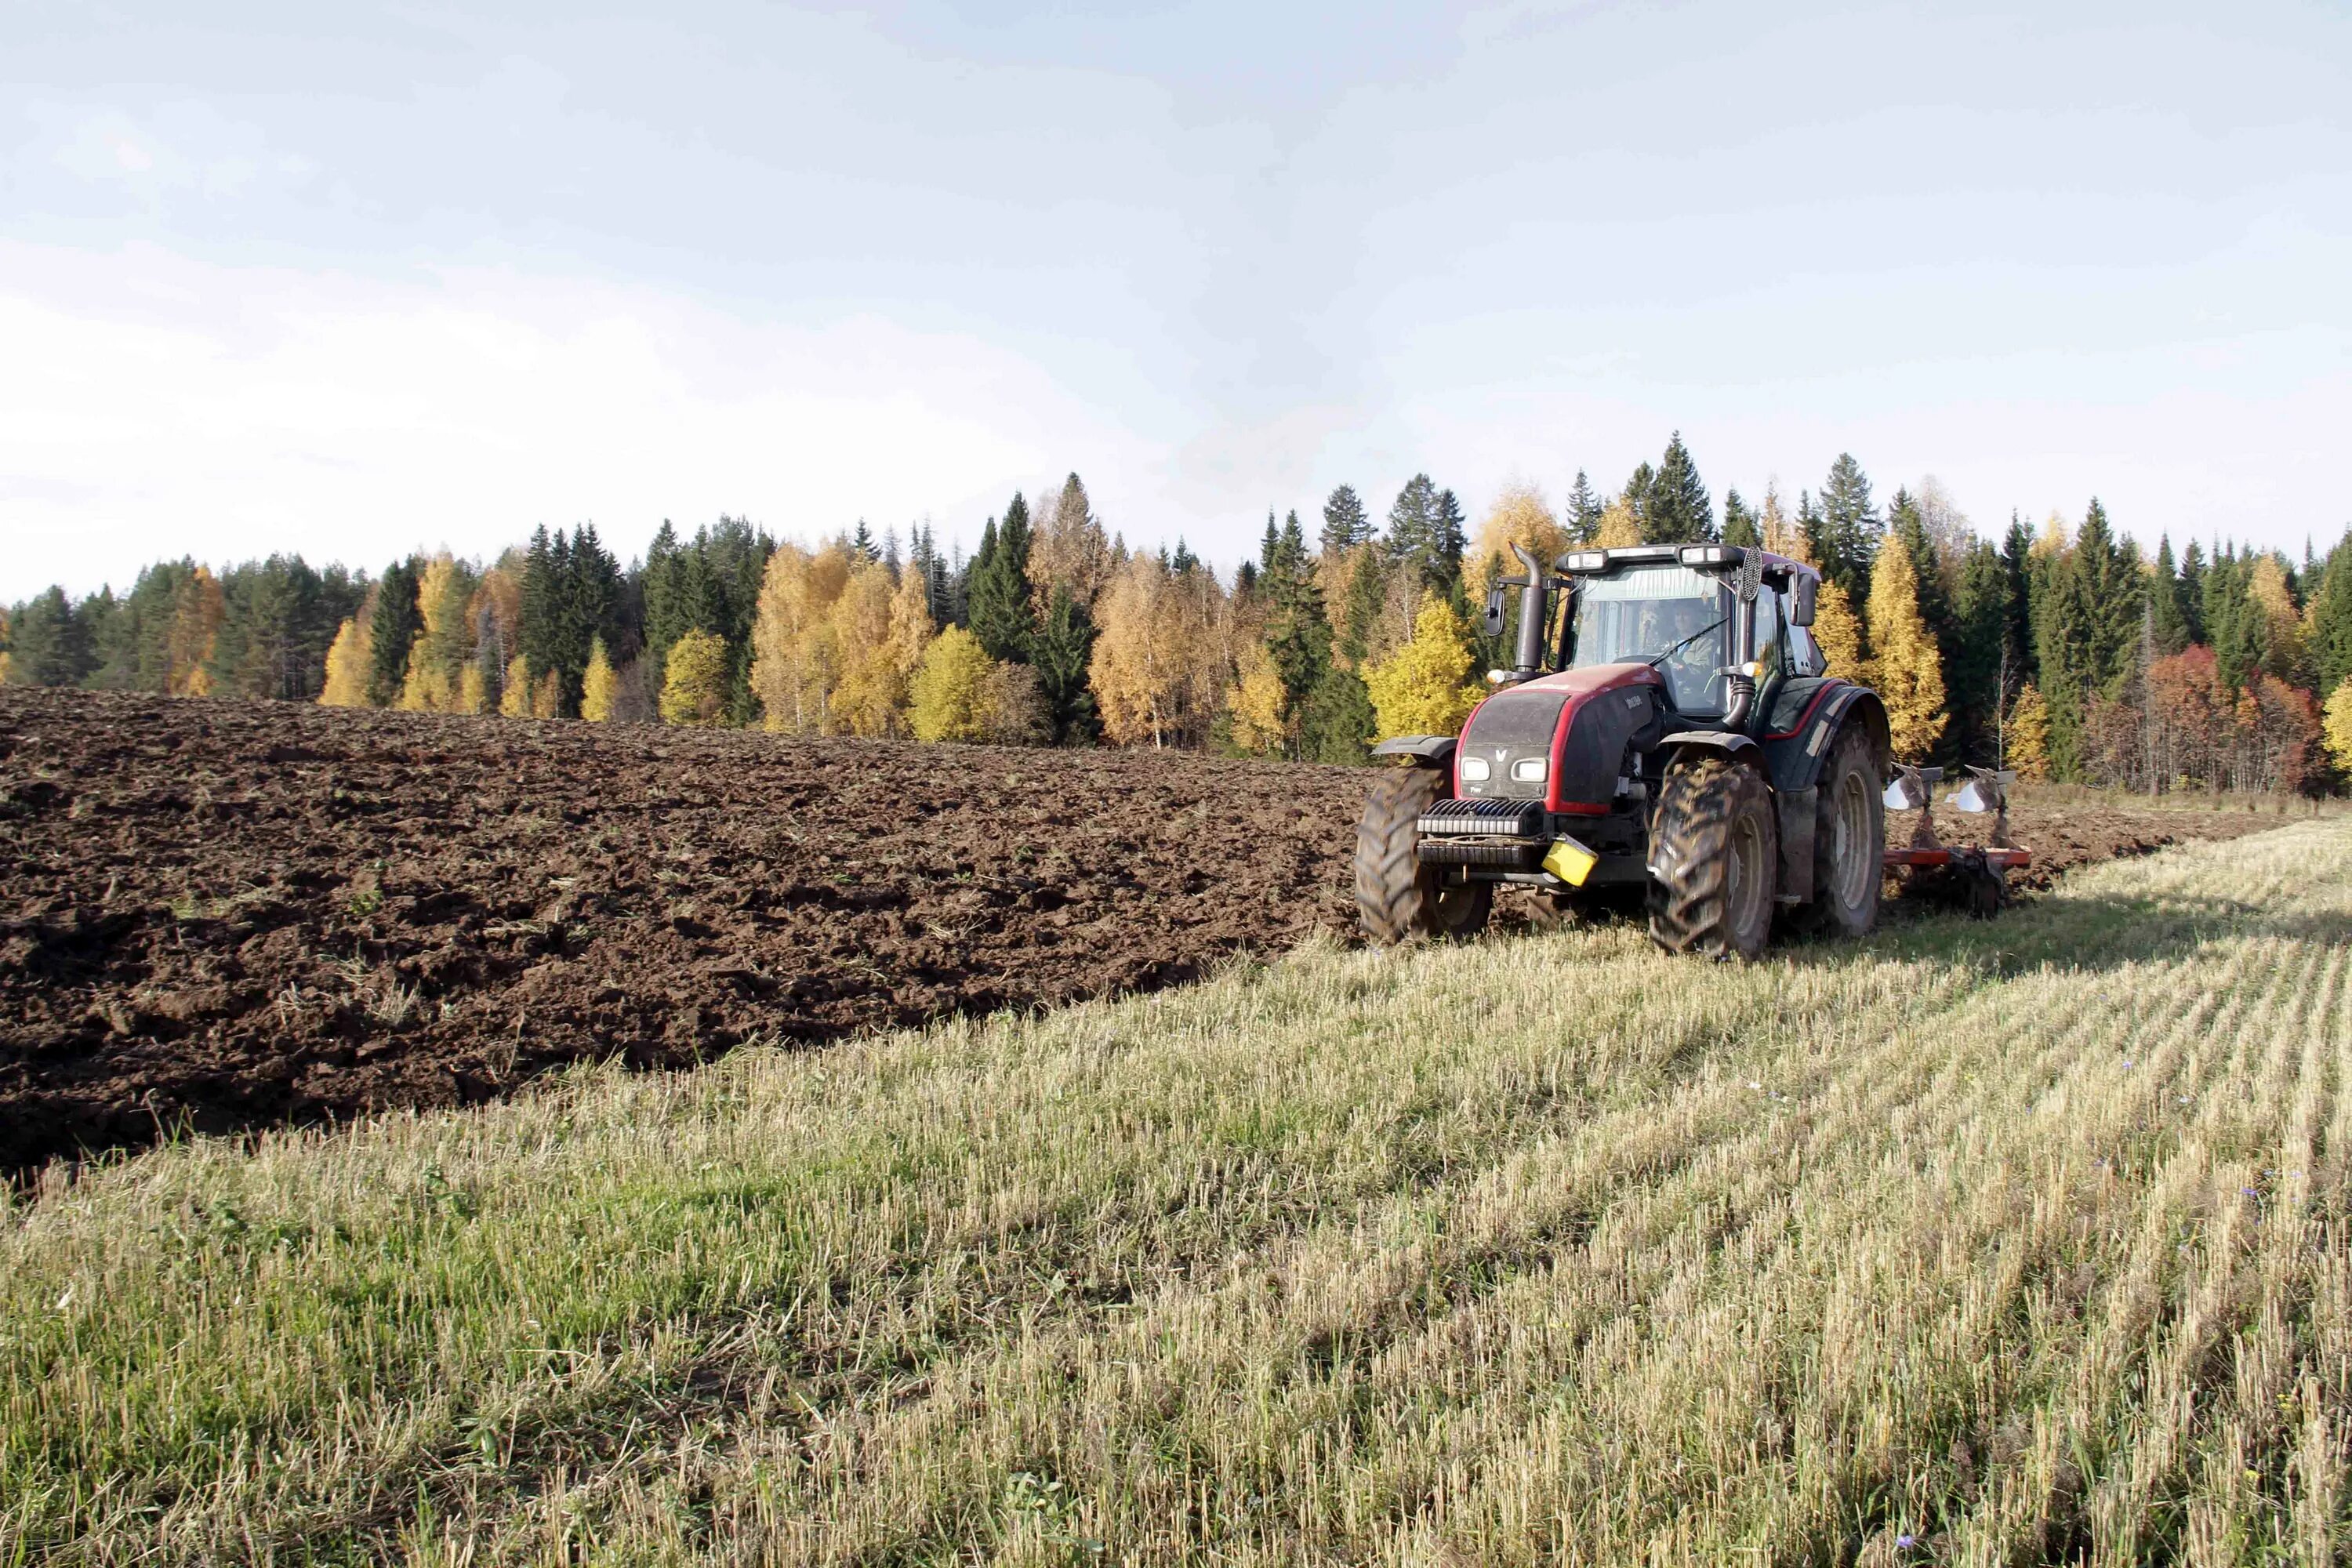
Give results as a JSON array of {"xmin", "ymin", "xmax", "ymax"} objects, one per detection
[
  {"xmin": 965, "ymin": 495, "xmax": 1036, "ymax": 664},
  {"xmin": 2033, "ymin": 499, "xmax": 2143, "ymax": 778},
  {"xmin": 1563, "ymin": 468, "xmax": 1604, "ymax": 546},
  {"xmin": 1809, "ymin": 452, "xmax": 1880, "ymax": 603},
  {"xmin": 2149, "ymin": 535, "xmax": 2191, "ymax": 657},
  {"xmin": 1031, "ymin": 584, "xmax": 1099, "ymax": 745},
  {"xmin": 367, "ymin": 556, "xmax": 423, "ymax": 708},
  {"xmin": 1299, "ymin": 665, "xmax": 1375, "ymax": 764},
  {"xmin": 1318, "ymin": 485, "xmax": 1372, "ymax": 554},
  {"xmin": 1721, "ymin": 488, "xmax": 1757, "ymax": 549},
  {"xmin": 2307, "ymin": 529, "xmax": 2352, "ymax": 697},
  {"xmin": 1386, "ymin": 474, "xmax": 1465, "ymax": 595},
  {"xmin": 519, "ymin": 524, "xmax": 627, "ymax": 719},
  {"xmin": 1, "ymin": 586, "xmax": 96, "ymax": 687},
  {"xmin": 1646, "ymin": 430, "xmax": 1715, "ymax": 543}
]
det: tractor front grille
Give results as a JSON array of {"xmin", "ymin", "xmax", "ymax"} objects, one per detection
[{"xmin": 1418, "ymin": 797, "xmax": 1547, "ymax": 840}]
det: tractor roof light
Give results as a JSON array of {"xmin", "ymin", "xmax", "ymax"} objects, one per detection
[
  {"xmin": 1678, "ymin": 545, "xmax": 1741, "ymax": 569},
  {"xmin": 1559, "ymin": 550, "xmax": 1608, "ymax": 573}
]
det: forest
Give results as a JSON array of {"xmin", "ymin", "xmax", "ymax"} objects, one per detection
[{"xmin": 5, "ymin": 434, "xmax": 2348, "ymax": 793}]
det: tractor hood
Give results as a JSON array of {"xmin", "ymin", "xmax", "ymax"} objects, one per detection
[{"xmin": 1455, "ymin": 663, "xmax": 1667, "ymax": 815}]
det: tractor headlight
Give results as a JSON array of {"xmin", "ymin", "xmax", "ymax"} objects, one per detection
[
  {"xmin": 1511, "ymin": 756, "xmax": 1548, "ymax": 783},
  {"xmin": 1460, "ymin": 755, "xmax": 1492, "ymax": 781},
  {"xmin": 1561, "ymin": 550, "xmax": 1607, "ymax": 573}
]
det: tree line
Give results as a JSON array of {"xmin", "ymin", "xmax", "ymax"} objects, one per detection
[{"xmin": 6, "ymin": 437, "xmax": 2350, "ymax": 794}]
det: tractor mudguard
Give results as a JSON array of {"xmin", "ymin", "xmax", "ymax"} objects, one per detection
[
  {"xmin": 1658, "ymin": 729, "xmax": 1759, "ymax": 759},
  {"xmin": 1759, "ymin": 680, "xmax": 1887, "ymax": 796},
  {"xmin": 1370, "ymin": 734, "xmax": 1457, "ymax": 769}
]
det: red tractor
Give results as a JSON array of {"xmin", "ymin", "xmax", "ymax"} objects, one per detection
[{"xmin": 1356, "ymin": 542, "xmax": 1891, "ymax": 959}]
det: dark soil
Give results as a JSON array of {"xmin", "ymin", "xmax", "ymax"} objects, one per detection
[{"xmin": 0, "ymin": 689, "xmax": 2292, "ymax": 1175}]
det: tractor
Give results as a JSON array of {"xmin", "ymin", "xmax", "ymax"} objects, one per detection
[{"xmin": 1356, "ymin": 542, "xmax": 1892, "ymax": 960}]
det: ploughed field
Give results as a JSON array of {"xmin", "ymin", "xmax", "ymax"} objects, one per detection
[{"xmin": 0, "ymin": 688, "xmax": 2289, "ymax": 1174}]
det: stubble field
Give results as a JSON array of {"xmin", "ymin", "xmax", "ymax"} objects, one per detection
[
  {"xmin": 4, "ymin": 813, "xmax": 2348, "ymax": 1563},
  {"xmin": 0, "ymin": 688, "xmax": 2295, "ymax": 1176}
]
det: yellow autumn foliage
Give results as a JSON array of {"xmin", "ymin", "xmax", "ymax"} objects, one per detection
[
  {"xmin": 1364, "ymin": 593, "xmax": 1484, "ymax": 739},
  {"xmin": 659, "ymin": 630, "xmax": 730, "ymax": 727},
  {"xmin": 1864, "ymin": 542, "xmax": 1946, "ymax": 761},
  {"xmin": 1463, "ymin": 485, "xmax": 1569, "ymax": 605},
  {"xmin": 909, "ymin": 625, "xmax": 997, "ymax": 743},
  {"xmin": 2006, "ymin": 681, "xmax": 2052, "ymax": 780},
  {"xmin": 320, "ymin": 618, "xmax": 372, "ymax": 707},
  {"xmin": 581, "ymin": 637, "xmax": 619, "ymax": 723}
]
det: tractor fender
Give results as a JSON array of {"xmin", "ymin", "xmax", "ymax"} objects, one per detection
[
  {"xmin": 1657, "ymin": 729, "xmax": 1760, "ymax": 762},
  {"xmin": 1370, "ymin": 734, "xmax": 1457, "ymax": 769},
  {"xmin": 1759, "ymin": 681, "xmax": 1889, "ymax": 796}
]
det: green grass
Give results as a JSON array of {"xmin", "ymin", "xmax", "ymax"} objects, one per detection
[{"xmin": 6, "ymin": 825, "xmax": 2351, "ymax": 1564}]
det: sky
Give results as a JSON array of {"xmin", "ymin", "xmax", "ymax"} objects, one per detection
[{"xmin": 4, "ymin": 0, "xmax": 2348, "ymax": 600}]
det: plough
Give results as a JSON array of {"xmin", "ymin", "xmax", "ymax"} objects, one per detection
[{"xmin": 1880, "ymin": 765, "xmax": 2031, "ymax": 916}]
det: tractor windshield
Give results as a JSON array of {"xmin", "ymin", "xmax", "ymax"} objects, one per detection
[{"xmin": 1564, "ymin": 564, "xmax": 1730, "ymax": 715}]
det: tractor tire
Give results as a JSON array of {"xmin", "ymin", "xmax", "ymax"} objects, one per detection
[
  {"xmin": 1355, "ymin": 768, "xmax": 1494, "ymax": 945},
  {"xmin": 1646, "ymin": 755, "xmax": 1777, "ymax": 960},
  {"xmin": 1802, "ymin": 725, "xmax": 1884, "ymax": 938}
]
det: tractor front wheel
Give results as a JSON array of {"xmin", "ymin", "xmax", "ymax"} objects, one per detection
[
  {"xmin": 1356, "ymin": 768, "xmax": 1493, "ymax": 944},
  {"xmin": 1646, "ymin": 755, "xmax": 1777, "ymax": 960}
]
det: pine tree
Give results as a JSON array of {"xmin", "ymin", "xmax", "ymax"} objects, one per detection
[
  {"xmin": 1648, "ymin": 431, "xmax": 1715, "ymax": 542},
  {"xmin": 1319, "ymin": 485, "xmax": 1371, "ymax": 554},
  {"xmin": 658, "ymin": 630, "xmax": 729, "ymax": 726},
  {"xmin": 1722, "ymin": 488, "xmax": 1758, "ymax": 549},
  {"xmin": 581, "ymin": 637, "xmax": 619, "ymax": 721},
  {"xmin": 1363, "ymin": 593, "xmax": 1483, "ymax": 739},
  {"xmin": 1865, "ymin": 538, "xmax": 1946, "ymax": 760},
  {"xmin": 966, "ymin": 494, "xmax": 1036, "ymax": 662},
  {"xmin": 1334, "ymin": 546, "xmax": 1388, "ymax": 671},
  {"xmin": 1563, "ymin": 469, "xmax": 1605, "ymax": 545},
  {"xmin": 909, "ymin": 625, "xmax": 996, "ymax": 742}
]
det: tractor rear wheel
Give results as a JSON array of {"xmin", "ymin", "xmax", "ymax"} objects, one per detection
[
  {"xmin": 1802, "ymin": 725, "xmax": 1883, "ymax": 938},
  {"xmin": 1646, "ymin": 755, "xmax": 1777, "ymax": 960},
  {"xmin": 1356, "ymin": 768, "xmax": 1493, "ymax": 944}
]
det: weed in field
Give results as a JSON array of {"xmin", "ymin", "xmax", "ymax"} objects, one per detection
[{"xmin": 2, "ymin": 825, "xmax": 2349, "ymax": 1564}]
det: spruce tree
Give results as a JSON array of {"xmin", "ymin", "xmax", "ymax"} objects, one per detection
[
  {"xmin": 2149, "ymin": 535, "xmax": 2190, "ymax": 655},
  {"xmin": 965, "ymin": 494, "xmax": 1036, "ymax": 663},
  {"xmin": 1951, "ymin": 541, "xmax": 2010, "ymax": 764},
  {"xmin": 1319, "ymin": 485, "xmax": 1371, "ymax": 554},
  {"xmin": 1032, "ymin": 583, "xmax": 1099, "ymax": 744},
  {"xmin": 368, "ymin": 556, "xmax": 423, "ymax": 708},
  {"xmin": 2178, "ymin": 539, "xmax": 2208, "ymax": 644},
  {"xmin": 1648, "ymin": 432, "xmax": 1715, "ymax": 543},
  {"xmin": 1428, "ymin": 488, "xmax": 1468, "ymax": 589},
  {"xmin": 1386, "ymin": 474, "xmax": 1454, "ymax": 593},
  {"xmin": 2308, "ymin": 529, "xmax": 2352, "ymax": 696},
  {"xmin": 1813, "ymin": 453, "xmax": 1880, "ymax": 603},
  {"xmin": 641, "ymin": 520, "xmax": 689, "ymax": 688},
  {"xmin": 1623, "ymin": 461, "xmax": 1660, "ymax": 542},
  {"xmin": 1722, "ymin": 488, "xmax": 1758, "ymax": 549},
  {"xmin": 4, "ymin": 586, "xmax": 96, "ymax": 687},
  {"xmin": 1563, "ymin": 470, "xmax": 1605, "ymax": 545}
]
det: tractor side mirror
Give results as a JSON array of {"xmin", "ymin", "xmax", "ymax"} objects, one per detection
[
  {"xmin": 1481, "ymin": 584, "xmax": 1507, "ymax": 639},
  {"xmin": 1790, "ymin": 574, "xmax": 1818, "ymax": 627}
]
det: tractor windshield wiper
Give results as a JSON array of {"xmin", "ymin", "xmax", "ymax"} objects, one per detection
[{"xmin": 1641, "ymin": 615, "xmax": 1728, "ymax": 670}]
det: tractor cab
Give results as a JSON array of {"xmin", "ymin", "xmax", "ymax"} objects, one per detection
[{"xmin": 1360, "ymin": 542, "xmax": 1891, "ymax": 960}]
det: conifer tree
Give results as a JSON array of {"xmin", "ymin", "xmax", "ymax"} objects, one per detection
[
  {"xmin": 320, "ymin": 615, "xmax": 372, "ymax": 706},
  {"xmin": 1030, "ymin": 473, "xmax": 1113, "ymax": 612},
  {"xmin": 3, "ymin": 588, "xmax": 96, "ymax": 687},
  {"xmin": 1722, "ymin": 488, "xmax": 1758, "ymax": 549},
  {"xmin": 2177, "ymin": 539, "xmax": 2207, "ymax": 644},
  {"xmin": 2149, "ymin": 535, "xmax": 2190, "ymax": 655},
  {"xmin": 2001, "ymin": 513, "xmax": 2038, "ymax": 685},
  {"xmin": 1951, "ymin": 541, "xmax": 2010, "ymax": 763},
  {"xmin": 581, "ymin": 637, "xmax": 619, "ymax": 721},
  {"xmin": 368, "ymin": 557, "xmax": 423, "ymax": 707},
  {"xmin": 1319, "ymin": 485, "xmax": 1371, "ymax": 554},
  {"xmin": 1300, "ymin": 666, "xmax": 1376, "ymax": 764},
  {"xmin": 1563, "ymin": 469, "xmax": 1605, "ymax": 545},
  {"xmin": 1811, "ymin": 453, "xmax": 1880, "ymax": 602},
  {"xmin": 2307, "ymin": 530, "xmax": 2352, "ymax": 696},
  {"xmin": 1363, "ymin": 593, "xmax": 1483, "ymax": 739},
  {"xmin": 965, "ymin": 494, "xmax": 1036, "ymax": 662},
  {"xmin": 1032, "ymin": 583, "xmax": 1099, "ymax": 743},
  {"xmin": 658, "ymin": 630, "xmax": 729, "ymax": 726},
  {"xmin": 1647, "ymin": 431, "xmax": 1715, "ymax": 542},
  {"xmin": 1865, "ymin": 537, "xmax": 1947, "ymax": 760},
  {"xmin": 909, "ymin": 625, "xmax": 996, "ymax": 742},
  {"xmin": 1387, "ymin": 474, "xmax": 1461, "ymax": 593}
]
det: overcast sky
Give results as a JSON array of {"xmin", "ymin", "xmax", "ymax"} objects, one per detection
[{"xmin": 5, "ymin": 0, "xmax": 2348, "ymax": 599}]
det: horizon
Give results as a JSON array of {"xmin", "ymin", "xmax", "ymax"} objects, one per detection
[{"xmin": 6, "ymin": 1, "xmax": 2348, "ymax": 601}]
